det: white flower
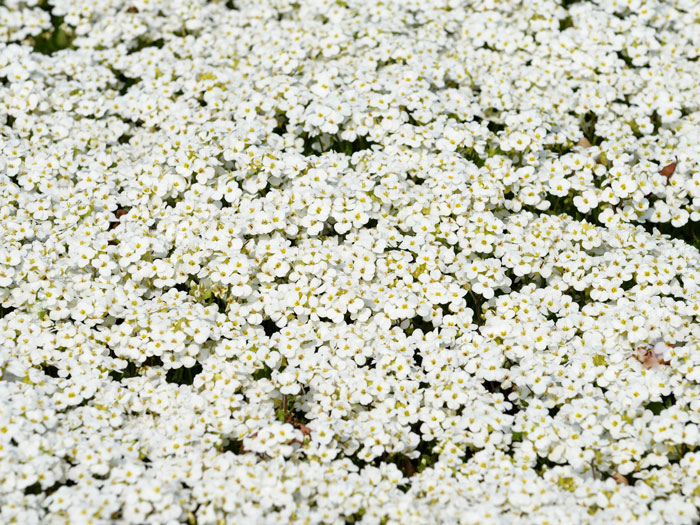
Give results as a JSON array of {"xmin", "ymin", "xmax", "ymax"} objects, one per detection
[
  {"xmin": 573, "ymin": 189, "xmax": 599, "ymax": 214},
  {"xmin": 3, "ymin": 0, "xmax": 700, "ymax": 520}
]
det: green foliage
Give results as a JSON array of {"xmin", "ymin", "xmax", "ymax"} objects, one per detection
[
  {"xmin": 128, "ymin": 37, "xmax": 165, "ymax": 54},
  {"xmin": 41, "ymin": 364, "xmax": 59, "ymax": 378},
  {"xmin": 221, "ymin": 438, "xmax": 245, "ymax": 454},
  {"xmin": 580, "ymin": 111, "xmax": 600, "ymax": 146},
  {"xmin": 0, "ymin": 305, "xmax": 15, "ymax": 319},
  {"xmin": 166, "ymin": 362, "xmax": 203, "ymax": 385},
  {"xmin": 33, "ymin": 25, "xmax": 73, "ymax": 55},
  {"xmin": 109, "ymin": 361, "xmax": 138, "ymax": 382},
  {"xmin": 297, "ymin": 131, "xmax": 376, "ymax": 156},
  {"xmin": 560, "ymin": 0, "xmax": 589, "ymax": 7},
  {"xmin": 640, "ymin": 219, "xmax": 700, "ymax": 253},
  {"xmin": 32, "ymin": 3, "xmax": 75, "ymax": 55},
  {"xmin": 24, "ymin": 482, "xmax": 43, "ymax": 495},
  {"xmin": 464, "ymin": 289, "xmax": 486, "ymax": 326},
  {"xmin": 253, "ymin": 365, "xmax": 273, "ymax": 380},
  {"xmin": 644, "ymin": 394, "xmax": 676, "ymax": 416}
]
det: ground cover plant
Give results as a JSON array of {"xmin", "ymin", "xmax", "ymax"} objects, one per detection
[{"xmin": 1, "ymin": 0, "xmax": 700, "ymax": 523}]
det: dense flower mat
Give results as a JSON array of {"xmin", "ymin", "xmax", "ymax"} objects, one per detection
[{"xmin": 2, "ymin": 0, "xmax": 700, "ymax": 523}]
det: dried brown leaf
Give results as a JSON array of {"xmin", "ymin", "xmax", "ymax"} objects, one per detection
[
  {"xmin": 109, "ymin": 208, "xmax": 129, "ymax": 230},
  {"xmin": 660, "ymin": 158, "xmax": 678, "ymax": 179},
  {"xmin": 612, "ymin": 472, "xmax": 629, "ymax": 486},
  {"xmin": 576, "ymin": 137, "xmax": 592, "ymax": 149},
  {"xmin": 633, "ymin": 346, "xmax": 669, "ymax": 369}
]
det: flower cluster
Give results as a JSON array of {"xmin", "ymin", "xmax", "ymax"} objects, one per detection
[{"xmin": 1, "ymin": 0, "xmax": 700, "ymax": 523}]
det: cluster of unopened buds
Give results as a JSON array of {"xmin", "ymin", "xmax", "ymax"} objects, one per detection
[{"xmin": 633, "ymin": 342, "xmax": 673, "ymax": 369}]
